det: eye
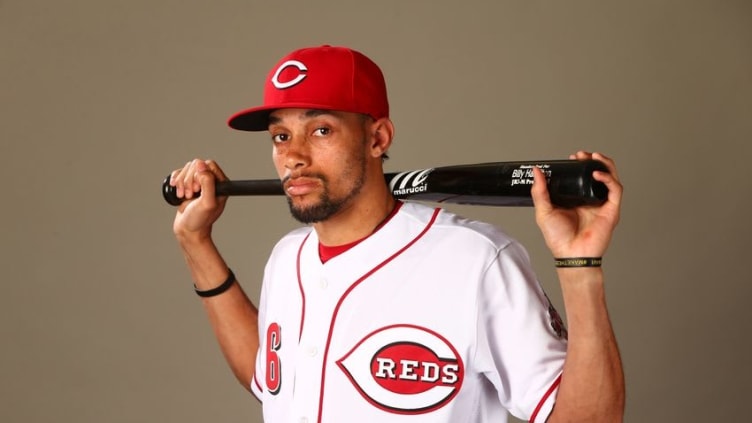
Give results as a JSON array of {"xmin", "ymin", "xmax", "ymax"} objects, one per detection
[
  {"xmin": 313, "ymin": 127, "xmax": 331, "ymax": 137},
  {"xmin": 271, "ymin": 133, "xmax": 289, "ymax": 143}
]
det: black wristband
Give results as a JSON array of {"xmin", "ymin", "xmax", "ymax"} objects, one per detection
[
  {"xmin": 195, "ymin": 269, "xmax": 236, "ymax": 298},
  {"xmin": 554, "ymin": 257, "xmax": 602, "ymax": 268}
]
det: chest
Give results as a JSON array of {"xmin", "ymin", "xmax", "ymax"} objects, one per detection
[{"xmin": 259, "ymin": 239, "xmax": 487, "ymax": 421}]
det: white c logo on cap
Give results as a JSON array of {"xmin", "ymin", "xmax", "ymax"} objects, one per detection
[{"xmin": 271, "ymin": 60, "xmax": 307, "ymax": 89}]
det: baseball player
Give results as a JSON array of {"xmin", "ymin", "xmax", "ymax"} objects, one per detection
[{"xmin": 169, "ymin": 45, "xmax": 625, "ymax": 422}]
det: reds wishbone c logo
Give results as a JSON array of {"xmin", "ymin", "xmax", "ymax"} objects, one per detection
[
  {"xmin": 271, "ymin": 60, "xmax": 307, "ymax": 89},
  {"xmin": 337, "ymin": 325, "xmax": 464, "ymax": 414}
]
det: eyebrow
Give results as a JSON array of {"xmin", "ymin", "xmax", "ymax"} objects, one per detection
[{"xmin": 268, "ymin": 109, "xmax": 341, "ymax": 126}]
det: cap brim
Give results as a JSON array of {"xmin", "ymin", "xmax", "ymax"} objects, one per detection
[
  {"xmin": 227, "ymin": 106, "xmax": 274, "ymax": 132},
  {"xmin": 227, "ymin": 102, "xmax": 352, "ymax": 132}
]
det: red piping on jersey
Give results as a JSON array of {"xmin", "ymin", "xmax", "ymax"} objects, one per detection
[
  {"xmin": 529, "ymin": 374, "xmax": 562, "ymax": 423},
  {"xmin": 298, "ymin": 207, "xmax": 441, "ymax": 423},
  {"xmin": 318, "ymin": 201, "xmax": 403, "ymax": 264},
  {"xmin": 297, "ymin": 233, "xmax": 311, "ymax": 341},
  {"xmin": 253, "ymin": 373, "xmax": 263, "ymax": 394},
  {"xmin": 251, "ymin": 374, "xmax": 263, "ymax": 401},
  {"xmin": 300, "ymin": 202, "xmax": 402, "ymax": 338}
]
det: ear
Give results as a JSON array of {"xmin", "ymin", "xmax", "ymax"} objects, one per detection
[{"xmin": 367, "ymin": 117, "xmax": 395, "ymax": 159}]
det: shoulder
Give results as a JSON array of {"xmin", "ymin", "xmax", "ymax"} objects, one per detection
[
  {"xmin": 400, "ymin": 201, "xmax": 519, "ymax": 253},
  {"xmin": 398, "ymin": 202, "xmax": 538, "ymax": 294},
  {"xmin": 269, "ymin": 226, "xmax": 312, "ymax": 256}
]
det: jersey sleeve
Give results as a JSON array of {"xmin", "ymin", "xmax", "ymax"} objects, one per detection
[{"xmin": 473, "ymin": 240, "xmax": 567, "ymax": 422}]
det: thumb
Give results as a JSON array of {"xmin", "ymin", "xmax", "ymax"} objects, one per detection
[{"xmin": 530, "ymin": 166, "xmax": 553, "ymax": 215}]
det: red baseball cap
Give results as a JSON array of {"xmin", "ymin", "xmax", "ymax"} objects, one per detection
[{"xmin": 227, "ymin": 45, "xmax": 389, "ymax": 132}]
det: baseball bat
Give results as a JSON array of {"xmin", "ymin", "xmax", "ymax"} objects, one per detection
[{"xmin": 162, "ymin": 159, "xmax": 609, "ymax": 208}]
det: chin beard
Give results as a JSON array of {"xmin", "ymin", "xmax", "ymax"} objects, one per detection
[
  {"xmin": 288, "ymin": 194, "xmax": 344, "ymax": 224},
  {"xmin": 287, "ymin": 174, "xmax": 365, "ymax": 224}
]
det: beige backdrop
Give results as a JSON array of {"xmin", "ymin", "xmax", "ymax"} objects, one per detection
[{"xmin": 2, "ymin": 0, "xmax": 750, "ymax": 422}]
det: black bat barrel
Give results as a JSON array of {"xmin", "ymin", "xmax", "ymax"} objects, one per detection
[{"xmin": 386, "ymin": 159, "xmax": 608, "ymax": 207}]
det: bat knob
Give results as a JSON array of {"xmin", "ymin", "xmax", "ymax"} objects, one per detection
[{"xmin": 162, "ymin": 175, "xmax": 183, "ymax": 206}]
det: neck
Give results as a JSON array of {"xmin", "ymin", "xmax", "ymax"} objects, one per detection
[{"xmin": 313, "ymin": 181, "xmax": 396, "ymax": 246}]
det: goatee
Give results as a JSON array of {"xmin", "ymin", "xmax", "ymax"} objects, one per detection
[{"xmin": 287, "ymin": 171, "xmax": 365, "ymax": 224}]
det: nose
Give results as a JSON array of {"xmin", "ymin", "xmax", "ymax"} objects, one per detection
[{"xmin": 282, "ymin": 136, "xmax": 310, "ymax": 172}]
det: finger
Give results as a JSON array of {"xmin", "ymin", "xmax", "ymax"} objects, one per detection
[
  {"xmin": 169, "ymin": 169, "xmax": 182, "ymax": 196},
  {"xmin": 571, "ymin": 150, "xmax": 593, "ymax": 161},
  {"xmin": 592, "ymin": 167, "xmax": 623, "ymax": 208},
  {"xmin": 203, "ymin": 160, "xmax": 231, "ymax": 207},
  {"xmin": 205, "ymin": 159, "xmax": 228, "ymax": 182},
  {"xmin": 182, "ymin": 159, "xmax": 203, "ymax": 200},
  {"xmin": 530, "ymin": 166, "xmax": 553, "ymax": 214},
  {"xmin": 192, "ymin": 159, "xmax": 208, "ymax": 194},
  {"xmin": 594, "ymin": 174, "xmax": 622, "ymax": 228},
  {"xmin": 169, "ymin": 169, "xmax": 180, "ymax": 186},
  {"xmin": 591, "ymin": 152, "xmax": 619, "ymax": 180},
  {"xmin": 193, "ymin": 161, "xmax": 211, "ymax": 188},
  {"xmin": 180, "ymin": 162, "xmax": 192, "ymax": 200},
  {"xmin": 175, "ymin": 161, "xmax": 193, "ymax": 199},
  {"xmin": 195, "ymin": 164, "xmax": 218, "ymax": 208}
]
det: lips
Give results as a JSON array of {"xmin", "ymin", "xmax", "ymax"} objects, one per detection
[{"xmin": 284, "ymin": 176, "xmax": 320, "ymax": 196}]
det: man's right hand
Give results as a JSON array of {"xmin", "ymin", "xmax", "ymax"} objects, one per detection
[
  {"xmin": 169, "ymin": 159, "xmax": 229, "ymax": 244},
  {"xmin": 169, "ymin": 160, "xmax": 259, "ymax": 390}
]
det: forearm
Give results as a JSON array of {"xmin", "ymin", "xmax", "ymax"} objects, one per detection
[
  {"xmin": 547, "ymin": 268, "xmax": 625, "ymax": 422},
  {"xmin": 180, "ymin": 238, "xmax": 260, "ymax": 390}
]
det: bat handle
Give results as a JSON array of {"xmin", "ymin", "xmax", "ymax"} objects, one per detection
[
  {"xmin": 162, "ymin": 175, "xmax": 183, "ymax": 206},
  {"xmin": 161, "ymin": 175, "xmax": 284, "ymax": 206},
  {"xmin": 162, "ymin": 175, "xmax": 225, "ymax": 206}
]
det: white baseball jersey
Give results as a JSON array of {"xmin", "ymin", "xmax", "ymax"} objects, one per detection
[{"xmin": 251, "ymin": 201, "xmax": 567, "ymax": 423}]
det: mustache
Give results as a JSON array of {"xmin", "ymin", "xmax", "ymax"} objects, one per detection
[{"xmin": 282, "ymin": 172, "xmax": 328, "ymax": 185}]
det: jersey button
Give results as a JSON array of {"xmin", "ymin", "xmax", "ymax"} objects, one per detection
[
  {"xmin": 319, "ymin": 278, "xmax": 328, "ymax": 289},
  {"xmin": 308, "ymin": 346, "xmax": 318, "ymax": 357},
  {"xmin": 299, "ymin": 417, "xmax": 308, "ymax": 423}
]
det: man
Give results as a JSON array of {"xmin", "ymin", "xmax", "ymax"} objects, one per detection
[{"xmin": 169, "ymin": 45, "xmax": 625, "ymax": 422}]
